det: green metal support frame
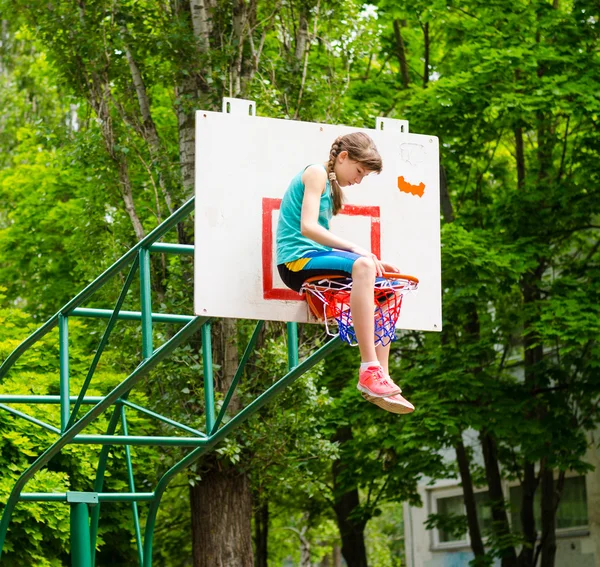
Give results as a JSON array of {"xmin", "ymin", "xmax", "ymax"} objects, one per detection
[
  {"xmin": 0, "ymin": 196, "xmax": 342, "ymax": 566},
  {"xmin": 70, "ymin": 499, "xmax": 93, "ymax": 567}
]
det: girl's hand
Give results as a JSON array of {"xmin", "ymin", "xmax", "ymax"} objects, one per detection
[
  {"xmin": 381, "ymin": 261, "xmax": 400, "ymax": 274},
  {"xmin": 350, "ymin": 245, "xmax": 385, "ymax": 277},
  {"xmin": 350, "ymin": 244, "xmax": 371, "ymax": 257}
]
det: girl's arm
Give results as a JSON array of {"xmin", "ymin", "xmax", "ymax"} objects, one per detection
[
  {"xmin": 300, "ymin": 167, "xmax": 396, "ymax": 276},
  {"xmin": 300, "ymin": 166, "xmax": 359, "ymax": 251},
  {"xmin": 300, "ymin": 166, "xmax": 390, "ymax": 276}
]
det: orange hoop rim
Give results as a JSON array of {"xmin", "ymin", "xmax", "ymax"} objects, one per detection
[
  {"xmin": 300, "ymin": 272, "xmax": 418, "ymax": 344},
  {"xmin": 302, "ymin": 272, "xmax": 419, "ymax": 287},
  {"xmin": 301, "ymin": 272, "xmax": 419, "ymax": 326}
]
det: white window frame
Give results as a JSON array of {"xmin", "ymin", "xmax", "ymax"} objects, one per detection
[
  {"xmin": 429, "ymin": 486, "xmax": 477, "ymax": 551},
  {"xmin": 429, "ymin": 475, "xmax": 590, "ymax": 552},
  {"xmin": 507, "ymin": 474, "xmax": 590, "ymax": 538}
]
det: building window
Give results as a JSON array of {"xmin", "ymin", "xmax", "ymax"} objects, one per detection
[
  {"xmin": 431, "ymin": 476, "xmax": 588, "ymax": 549},
  {"xmin": 433, "ymin": 491, "xmax": 492, "ymax": 545},
  {"xmin": 509, "ymin": 476, "xmax": 588, "ymax": 532},
  {"xmin": 436, "ymin": 494, "xmax": 464, "ymax": 543}
]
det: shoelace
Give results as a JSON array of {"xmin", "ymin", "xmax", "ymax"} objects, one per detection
[{"xmin": 371, "ymin": 369, "xmax": 392, "ymax": 387}]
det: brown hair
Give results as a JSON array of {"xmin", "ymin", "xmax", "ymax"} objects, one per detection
[{"xmin": 326, "ymin": 132, "xmax": 383, "ymax": 215}]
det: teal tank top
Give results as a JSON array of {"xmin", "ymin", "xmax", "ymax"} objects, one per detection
[{"xmin": 276, "ymin": 164, "xmax": 333, "ymax": 264}]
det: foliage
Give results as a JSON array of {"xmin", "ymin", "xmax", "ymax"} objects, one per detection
[
  {"xmin": 0, "ymin": 0, "xmax": 598, "ymax": 565},
  {"xmin": 0, "ymin": 295, "xmax": 165, "ymax": 564}
]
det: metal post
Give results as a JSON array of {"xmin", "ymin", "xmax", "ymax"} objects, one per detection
[
  {"xmin": 287, "ymin": 322, "xmax": 299, "ymax": 370},
  {"xmin": 59, "ymin": 314, "xmax": 70, "ymax": 432},
  {"xmin": 139, "ymin": 248, "xmax": 153, "ymax": 359},
  {"xmin": 202, "ymin": 323, "xmax": 215, "ymax": 434},
  {"xmin": 0, "ymin": 317, "xmax": 207, "ymax": 563},
  {"xmin": 70, "ymin": 502, "xmax": 92, "ymax": 567},
  {"xmin": 141, "ymin": 336, "xmax": 342, "ymax": 567},
  {"xmin": 0, "ymin": 198, "xmax": 196, "ymax": 383},
  {"xmin": 121, "ymin": 406, "xmax": 144, "ymax": 565}
]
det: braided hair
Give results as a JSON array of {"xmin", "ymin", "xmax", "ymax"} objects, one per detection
[{"xmin": 326, "ymin": 132, "xmax": 382, "ymax": 215}]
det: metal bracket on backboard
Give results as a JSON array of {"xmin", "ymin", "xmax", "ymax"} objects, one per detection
[
  {"xmin": 222, "ymin": 97, "xmax": 256, "ymax": 116},
  {"xmin": 375, "ymin": 117, "xmax": 409, "ymax": 134}
]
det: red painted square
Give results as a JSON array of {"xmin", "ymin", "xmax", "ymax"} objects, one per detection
[{"xmin": 262, "ymin": 198, "xmax": 381, "ymax": 301}]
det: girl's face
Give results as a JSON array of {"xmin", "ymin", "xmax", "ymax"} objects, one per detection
[{"xmin": 335, "ymin": 151, "xmax": 373, "ymax": 187}]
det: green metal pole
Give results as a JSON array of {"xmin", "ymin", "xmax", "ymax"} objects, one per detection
[
  {"xmin": 59, "ymin": 314, "xmax": 70, "ymax": 432},
  {"xmin": 202, "ymin": 323, "xmax": 215, "ymax": 434},
  {"xmin": 0, "ymin": 316, "xmax": 207, "ymax": 562},
  {"xmin": 72, "ymin": 308, "xmax": 194, "ymax": 324},
  {"xmin": 90, "ymin": 402, "xmax": 128, "ymax": 567},
  {"xmin": 0, "ymin": 403, "xmax": 61, "ymax": 434},
  {"xmin": 286, "ymin": 322, "xmax": 299, "ymax": 370},
  {"xmin": 72, "ymin": 435, "xmax": 208, "ymax": 446},
  {"xmin": 149, "ymin": 243, "xmax": 194, "ymax": 255},
  {"xmin": 0, "ymin": 396, "xmax": 103, "ymax": 404},
  {"xmin": 68, "ymin": 257, "xmax": 139, "ymax": 430},
  {"xmin": 21, "ymin": 492, "xmax": 155, "ymax": 503},
  {"xmin": 120, "ymin": 399, "xmax": 207, "ymax": 438},
  {"xmin": 211, "ymin": 321, "xmax": 264, "ymax": 434},
  {"xmin": 0, "ymin": 198, "xmax": 195, "ymax": 382},
  {"xmin": 120, "ymin": 407, "xmax": 144, "ymax": 566},
  {"xmin": 139, "ymin": 248, "xmax": 153, "ymax": 359},
  {"xmin": 141, "ymin": 336, "xmax": 342, "ymax": 567},
  {"xmin": 70, "ymin": 502, "xmax": 92, "ymax": 567}
]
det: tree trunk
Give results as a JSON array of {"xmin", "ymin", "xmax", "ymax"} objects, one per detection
[
  {"xmin": 123, "ymin": 38, "xmax": 175, "ymax": 214},
  {"xmin": 178, "ymin": 2, "xmax": 255, "ymax": 560},
  {"xmin": 439, "ymin": 163, "xmax": 454, "ymax": 223},
  {"xmin": 299, "ymin": 524, "xmax": 311, "ymax": 567},
  {"xmin": 116, "ymin": 156, "xmax": 146, "ymax": 240},
  {"xmin": 539, "ymin": 467, "xmax": 557, "ymax": 567},
  {"xmin": 175, "ymin": 74, "xmax": 198, "ymax": 200},
  {"xmin": 332, "ymin": 425, "xmax": 368, "ymax": 567},
  {"xmin": 190, "ymin": 464, "xmax": 254, "ymax": 567},
  {"xmin": 295, "ymin": 9, "xmax": 309, "ymax": 62},
  {"xmin": 392, "ymin": 19, "xmax": 410, "ymax": 89},
  {"xmin": 518, "ymin": 275, "xmax": 544, "ymax": 567},
  {"xmin": 319, "ymin": 544, "xmax": 342, "ymax": 567},
  {"xmin": 231, "ymin": 0, "xmax": 247, "ymax": 96},
  {"xmin": 422, "ymin": 21, "xmax": 429, "ymax": 88},
  {"xmin": 480, "ymin": 431, "xmax": 518, "ymax": 567},
  {"xmin": 190, "ymin": 0, "xmax": 212, "ymax": 53},
  {"xmin": 333, "ymin": 545, "xmax": 342, "ymax": 567},
  {"xmin": 455, "ymin": 439, "xmax": 485, "ymax": 558},
  {"xmin": 175, "ymin": 0, "xmax": 215, "ymax": 200},
  {"xmin": 254, "ymin": 501, "xmax": 268, "ymax": 567},
  {"xmin": 515, "ymin": 126, "xmax": 525, "ymax": 191},
  {"xmin": 518, "ymin": 462, "xmax": 538, "ymax": 567},
  {"xmin": 191, "ymin": 318, "xmax": 252, "ymax": 566},
  {"xmin": 87, "ymin": 75, "xmax": 146, "ymax": 241}
]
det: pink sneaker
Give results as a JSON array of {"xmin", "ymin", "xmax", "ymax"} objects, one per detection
[
  {"xmin": 357, "ymin": 365, "xmax": 402, "ymax": 398},
  {"xmin": 361, "ymin": 391, "xmax": 415, "ymax": 414}
]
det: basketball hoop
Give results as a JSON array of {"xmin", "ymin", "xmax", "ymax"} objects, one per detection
[{"xmin": 301, "ymin": 273, "xmax": 419, "ymax": 346}]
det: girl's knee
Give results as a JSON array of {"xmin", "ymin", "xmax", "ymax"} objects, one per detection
[{"xmin": 352, "ymin": 256, "xmax": 376, "ymax": 278}]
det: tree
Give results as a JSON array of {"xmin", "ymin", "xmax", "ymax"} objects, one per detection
[
  {"xmin": 2, "ymin": 1, "xmax": 598, "ymax": 565},
  {"xmin": 391, "ymin": 2, "xmax": 600, "ymax": 565}
]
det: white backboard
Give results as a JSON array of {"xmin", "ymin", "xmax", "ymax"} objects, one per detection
[{"xmin": 194, "ymin": 109, "xmax": 442, "ymax": 332}]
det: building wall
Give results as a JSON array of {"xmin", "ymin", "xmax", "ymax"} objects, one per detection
[
  {"xmin": 587, "ymin": 432, "xmax": 600, "ymax": 567},
  {"xmin": 403, "ymin": 458, "xmax": 599, "ymax": 567}
]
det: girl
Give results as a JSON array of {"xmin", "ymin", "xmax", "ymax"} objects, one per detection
[{"xmin": 276, "ymin": 132, "xmax": 414, "ymax": 415}]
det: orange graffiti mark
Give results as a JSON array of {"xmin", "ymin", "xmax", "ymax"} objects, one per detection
[{"xmin": 397, "ymin": 176, "xmax": 425, "ymax": 198}]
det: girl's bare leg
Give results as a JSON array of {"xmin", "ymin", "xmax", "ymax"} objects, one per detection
[
  {"xmin": 375, "ymin": 341, "xmax": 391, "ymax": 375},
  {"xmin": 350, "ymin": 257, "xmax": 378, "ymax": 363}
]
